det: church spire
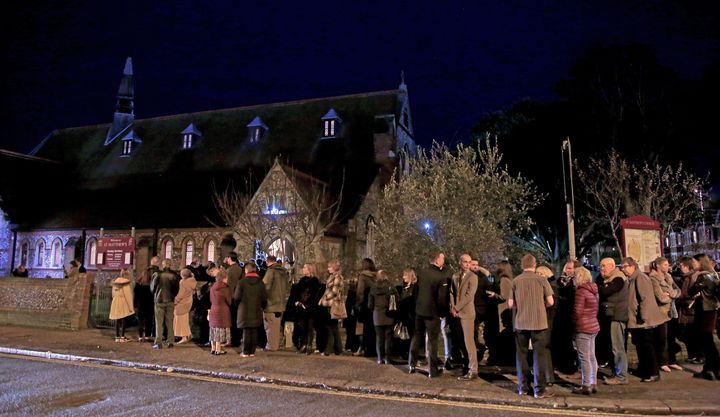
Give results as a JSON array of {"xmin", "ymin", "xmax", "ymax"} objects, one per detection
[{"xmin": 105, "ymin": 57, "xmax": 135, "ymax": 146}]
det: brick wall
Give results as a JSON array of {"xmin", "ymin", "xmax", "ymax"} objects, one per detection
[{"xmin": 0, "ymin": 273, "xmax": 93, "ymax": 330}]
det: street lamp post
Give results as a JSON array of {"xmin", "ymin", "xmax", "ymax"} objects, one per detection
[{"xmin": 562, "ymin": 137, "xmax": 577, "ymax": 260}]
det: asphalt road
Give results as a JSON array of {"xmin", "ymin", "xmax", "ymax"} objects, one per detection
[{"xmin": 0, "ymin": 355, "xmax": 606, "ymax": 417}]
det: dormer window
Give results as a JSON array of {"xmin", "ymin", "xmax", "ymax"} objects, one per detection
[
  {"xmin": 321, "ymin": 108, "xmax": 342, "ymax": 139},
  {"xmin": 120, "ymin": 130, "xmax": 142, "ymax": 157},
  {"xmin": 247, "ymin": 116, "xmax": 268, "ymax": 144},
  {"xmin": 180, "ymin": 123, "xmax": 202, "ymax": 150}
]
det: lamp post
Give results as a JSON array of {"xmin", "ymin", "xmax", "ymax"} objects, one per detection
[{"xmin": 562, "ymin": 137, "xmax": 577, "ymax": 260}]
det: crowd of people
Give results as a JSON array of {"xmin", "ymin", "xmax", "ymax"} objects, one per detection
[{"xmin": 107, "ymin": 249, "xmax": 720, "ymax": 399}]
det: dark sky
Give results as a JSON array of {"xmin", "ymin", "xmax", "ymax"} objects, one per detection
[{"xmin": 1, "ymin": 1, "xmax": 718, "ymax": 153}]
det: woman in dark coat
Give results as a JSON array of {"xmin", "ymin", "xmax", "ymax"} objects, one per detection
[
  {"xmin": 209, "ymin": 269, "xmax": 232, "ymax": 355},
  {"xmin": 368, "ymin": 270, "xmax": 399, "ymax": 364},
  {"xmin": 235, "ymin": 263, "xmax": 268, "ymax": 357},
  {"xmin": 689, "ymin": 254, "xmax": 720, "ymax": 380},
  {"xmin": 287, "ymin": 263, "xmax": 321, "ymax": 354},
  {"xmin": 393, "ymin": 268, "xmax": 417, "ymax": 359},
  {"xmin": 354, "ymin": 258, "xmax": 377, "ymax": 357}
]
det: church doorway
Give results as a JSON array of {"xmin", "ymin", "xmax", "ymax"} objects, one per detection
[{"xmin": 266, "ymin": 237, "xmax": 295, "ymax": 263}]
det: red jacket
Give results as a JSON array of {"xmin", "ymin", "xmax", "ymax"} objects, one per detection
[
  {"xmin": 572, "ymin": 282, "xmax": 600, "ymax": 334},
  {"xmin": 209, "ymin": 280, "xmax": 232, "ymax": 328}
]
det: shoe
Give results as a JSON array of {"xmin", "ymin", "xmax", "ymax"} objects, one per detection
[
  {"xmin": 408, "ymin": 365, "xmax": 417, "ymax": 374},
  {"xmin": 152, "ymin": 344, "xmax": 161, "ymax": 349},
  {"xmin": 458, "ymin": 372, "xmax": 477, "ymax": 381},
  {"xmin": 383, "ymin": 359, "xmax": 390, "ymax": 365},
  {"xmin": 352, "ymin": 347, "xmax": 363, "ymax": 357},
  {"xmin": 166, "ymin": 343, "xmax": 174, "ymax": 348},
  {"xmin": 572, "ymin": 386, "xmax": 591, "ymax": 395},
  {"xmin": 689, "ymin": 357, "xmax": 705, "ymax": 364},
  {"xmin": 216, "ymin": 350, "xmax": 227, "ymax": 355},
  {"xmin": 693, "ymin": 371, "xmax": 717, "ymax": 381},
  {"xmin": 660, "ymin": 365, "xmax": 671, "ymax": 373},
  {"xmin": 669, "ymin": 364, "xmax": 683, "ymax": 371},
  {"xmin": 534, "ymin": 389, "xmax": 554, "ymax": 399},
  {"xmin": 517, "ymin": 389, "xmax": 529, "ymax": 396},
  {"xmin": 444, "ymin": 359, "xmax": 454, "ymax": 371},
  {"xmin": 641, "ymin": 375, "xmax": 660, "ymax": 383},
  {"xmin": 177, "ymin": 337, "xmax": 189, "ymax": 345},
  {"xmin": 603, "ymin": 377, "xmax": 628, "ymax": 385},
  {"xmin": 599, "ymin": 361, "xmax": 610, "ymax": 368},
  {"xmin": 590, "ymin": 384, "xmax": 597, "ymax": 393},
  {"xmin": 377, "ymin": 359, "xmax": 383, "ymax": 365},
  {"xmin": 239, "ymin": 353, "xmax": 251, "ymax": 358},
  {"xmin": 321, "ymin": 352, "xmax": 330, "ymax": 356},
  {"xmin": 428, "ymin": 372, "xmax": 440, "ymax": 379}
]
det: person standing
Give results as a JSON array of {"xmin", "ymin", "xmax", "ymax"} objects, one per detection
[
  {"xmin": 599, "ymin": 257, "xmax": 630, "ymax": 385},
  {"xmin": 368, "ymin": 270, "xmax": 399, "ymax": 365},
  {"xmin": 208, "ymin": 269, "xmax": 232, "ymax": 355},
  {"xmin": 263, "ymin": 255, "xmax": 289, "ymax": 351},
  {"xmin": 508, "ymin": 254, "xmax": 555, "ymax": 398},
  {"xmin": 109, "ymin": 268, "xmax": 134, "ymax": 342},
  {"xmin": 470, "ymin": 260, "xmax": 492, "ymax": 364},
  {"xmin": 319, "ymin": 260, "xmax": 346, "ymax": 356},
  {"xmin": 553, "ymin": 259, "xmax": 578, "ymax": 374},
  {"xmin": 623, "ymin": 257, "xmax": 667, "ymax": 382},
  {"xmin": 288, "ymin": 263, "xmax": 321, "ymax": 354},
  {"xmin": 174, "ymin": 268, "xmax": 197, "ymax": 344},
  {"xmin": 226, "ymin": 252, "xmax": 243, "ymax": 347},
  {"xmin": 235, "ymin": 263, "xmax": 268, "ymax": 357},
  {"xmin": 355, "ymin": 258, "xmax": 378, "ymax": 358},
  {"xmin": 408, "ymin": 251, "xmax": 448, "ymax": 379},
  {"xmin": 150, "ymin": 259, "xmax": 180, "ymax": 349},
  {"xmin": 649, "ymin": 257, "xmax": 681, "ymax": 372},
  {"xmin": 571, "ymin": 267, "xmax": 600, "ymax": 395},
  {"xmin": 451, "ymin": 254, "xmax": 479, "ymax": 380},
  {"xmin": 689, "ymin": 254, "xmax": 720, "ymax": 381},
  {"xmin": 135, "ymin": 256, "xmax": 158, "ymax": 342}
]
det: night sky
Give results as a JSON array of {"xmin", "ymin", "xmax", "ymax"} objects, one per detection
[{"xmin": 1, "ymin": 1, "xmax": 718, "ymax": 154}]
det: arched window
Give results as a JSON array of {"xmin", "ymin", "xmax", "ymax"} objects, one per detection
[
  {"xmin": 184, "ymin": 239, "xmax": 194, "ymax": 266},
  {"xmin": 51, "ymin": 238, "xmax": 63, "ymax": 267},
  {"xmin": 20, "ymin": 241, "xmax": 29, "ymax": 267},
  {"xmin": 35, "ymin": 240, "xmax": 46, "ymax": 267},
  {"xmin": 163, "ymin": 239, "xmax": 173, "ymax": 260},
  {"xmin": 365, "ymin": 216, "xmax": 376, "ymax": 259},
  {"xmin": 86, "ymin": 238, "xmax": 97, "ymax": 267},
  {"xmin": 205, "ymin": 240, "xmax": 216, "ymax": 264}
]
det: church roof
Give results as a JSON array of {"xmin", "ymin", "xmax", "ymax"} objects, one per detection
[{"xmin": 9, "ymin": 89, "xmax": 402, "ymax": 229}]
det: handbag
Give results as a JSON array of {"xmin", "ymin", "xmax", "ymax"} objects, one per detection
[
  {"xmin": 330, "ymin": 300, "xmax": 348, "ymax": 319},
  {"xmin": 393, "ymin": 322, "xmax": 409, "ymax": 340}
]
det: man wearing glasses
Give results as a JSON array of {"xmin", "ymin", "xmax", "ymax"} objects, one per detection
[{"xmin": 599, "ymin": 258, "xmax": 629, "ymax": 385}]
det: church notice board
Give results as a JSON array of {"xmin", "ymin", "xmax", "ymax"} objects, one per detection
[
  {"xmin": 96, "ymin": 237, "xmax": 135, "ymax": 269},
  {"xmin": 620, "ymin": 215, "xmax": 662, "ymax": 272}
]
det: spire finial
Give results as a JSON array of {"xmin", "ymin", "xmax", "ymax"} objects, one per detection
[{"xmin": 399, "ymin": 70, "xmax": 407, "ymax": 91}]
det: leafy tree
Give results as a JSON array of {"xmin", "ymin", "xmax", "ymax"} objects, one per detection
[{"xmin": 373, "ymin": 140, "xmax": 540, "ymax": 275}]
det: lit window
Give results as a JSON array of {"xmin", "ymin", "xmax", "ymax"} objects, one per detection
[
  {"xmin": 246, "ymin": 116, "xmax": 268, "ymax": 144},
  {"xmin": 321, "ymin": 108, "xmax": 342, "ymax": 139},
  {"xmin": 122, "ymin": 140, "xmax": 133, "ymax": 155},
  {"xmin": 35, "ymin": 240, "xmax": 45, "ymax": 267},
  {"xmin": 183, "ymin": 134, "xmax": 193, "ymax": 149},
  {"xmin": 51, "ymin": 239, "xmax": 62, "ymax": 267},
  {"xmin": 164, "ymin": 240, "xmax": 173, "ymax": 260},
  {"xmin": 88, "ymin": 240, "xmax": 97, "ymax": 266},
  {"xmin": 185, "ymin": 240, "xmax": 194, "ymax": 266},
  {"xmin": 206, "ymin": 240, "xmax": 216, "ymax": 264}
]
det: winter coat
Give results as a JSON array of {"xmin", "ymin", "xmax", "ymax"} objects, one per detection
[
  {"xmin": 227, "ymin": 263, "xmax": 243, "ymax": 296},
  {"xmin": 355, "ymin": 270, "xmax": 377, "ymax": 320},
  {"xmin": 235, "ymin": 272, "xmax": 268, "ymax": 328},
  {"xmin": 288, "ymin": 275, "xmax": 321, "ymax": 319},
  {"xmin": 627, "ymin": 269, "xmax": 668, "ymax": 329},
  {"xmin": 263, "ymin": 263, "xmax": 289, "ymax": 313},
  {"xmin": 151, "ymin": 268, "xmax": 180, "ymax": 304},
  {"xmin": 497, "ymin": 275, "xmax": 513, "ymax": 330},
  {"xmin": 599, "ymin": 269, "xmax": 629, "ymax": 322},
  {"xmin": 174, "ymin": 276, "xmax": 197, "ymax": 316},
  {"xmin": 209, "ymin": 280, "xmax": 232, "ymax": 328},
  {"xmin": 689, "ymin": 270, "xmax": 720, "ymax": 312},
  {"xmin": 572, "ymin": 282, "xmax": 600, "ymax": 334},
  {"xmin": 413, "ymin": 264, "xmax": 449, "ymax": 318},
  {"xmin": 109, "ymin": 277, "xmax": 134, "ymax": 320},
  {"xmin": 368, "ymin": 280, "xmax": 399, "ymax": 326},
  {"xmin": 649, "ymin": 270, "xmax": 680, "ymax": 319}
]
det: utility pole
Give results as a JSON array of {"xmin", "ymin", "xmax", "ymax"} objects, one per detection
[{"xmin": 562, "ymin": 137, "xmax": 577, "ymax": 260}]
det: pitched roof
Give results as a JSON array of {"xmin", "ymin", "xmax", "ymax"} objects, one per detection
[{"xmin": 10, "ymin": 89, "xmax": 402, "ymax": 229}]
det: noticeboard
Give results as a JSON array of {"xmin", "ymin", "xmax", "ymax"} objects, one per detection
[
  {"xmin": 620, "ymin": 216, "xmax": 662, "ymax": 272},
  {"xmin": 96, "ymin": 237, "xmax": 135, "ymax": 269}
]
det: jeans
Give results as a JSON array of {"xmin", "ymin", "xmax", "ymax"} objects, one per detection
[
  {"xmin": 610, "ymin": 321, "xmax": 628, "ymax": 381},
  {"xmin": 374, "ymin": 325, "xmax": 393, "ymax": 361},
  {"xmin": 154, "ymin": 302, "xmax": 174, "ymax": 345},
  {"xmin": 575, "ymin": 332, "xmax": 598, "ymax": 387},
  {"xmin": 515, "ymin": 329, "xmax": 548, "ymax": 394}
]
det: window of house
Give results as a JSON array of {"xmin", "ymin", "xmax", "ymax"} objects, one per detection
[
  {"xmin": 183, "ymin": 134, "xmax": 193, "ymax": 149},
  {"xmin": 321, "ymin": 108, "xmax": 342, "ymax": 139},
  {"xmin": 120, "ymin": 130, "xmax": 141, "ymax": 156},
  {"xmin": 122, "ymin": 140, "xmax": 133, "ymax": 155},
  {"xmin": 20, "ymin": 242, "xmax": 29, "ymax": 266},
  {"xmin": 87, "ymin": 239, "xmax": 97, "ymax": 267},
  {"xmin": 246, "ymin": 116, "xmax": 268, "ymax": 144},
  {"xmin": 35, "ymin": 240, "xmax": 45, "ymax": 267},
  {"xmin": 206, "ymin": 240, "xmax": 216, "ymax": 264},
  {"xmin": 51, "ymin": 239, "xmax": 62, "ymax": 267},
  {"xmin": 180, "ymin": 123, "xmax": 202, "ymax": 150},
  {"xmin": 164, "ymin": 239, "xmax": 173, "ymax": 260},
  {"xmin": 184, "ymin": 240, "xmax": 194, "ymax": 266}
]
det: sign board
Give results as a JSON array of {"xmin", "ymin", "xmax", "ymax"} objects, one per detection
[
  {"xmin": 96, "ymin": 237, "xmax": 135, "ymax": 269},
  {"xmin": 620, "ymin": 216, "xmax": 662, "ymax": 272}
]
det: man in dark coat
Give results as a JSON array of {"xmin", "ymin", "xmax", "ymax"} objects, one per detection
[
  {"xmin": 150, "ymin": 258, "xmax": 180, "ymax": 349},
  {"xmin": 409, "ymin": 250, "xmax": 449, "ymax": 378},
  {"xmin": 226, "ymin": 252, "xmax": 244, "ymax": 346},
  {"xmin": 263, "ymin": 255, "xmax": 289, "ymax": 351},
  {"xmin": 235, "ymin": 263, "xmax": 268, "ymax": 356}
]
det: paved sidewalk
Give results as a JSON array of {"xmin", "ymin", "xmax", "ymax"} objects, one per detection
[{"xmin": 1, "ymin": 325, "xmax": 719, "ymax": 416}]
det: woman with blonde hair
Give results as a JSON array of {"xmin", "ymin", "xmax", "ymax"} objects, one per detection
[
  {"xmin": 649, "ymin": 257, "xmax": 682, "ymax": 372},
  {"xmin": 571, "ymin": 267, "xmax": 600, "ymax": 395},
  {"xmin": 288, "ymin": 263, "xmax": 321, "ymax": 354},
  {"xmin": 174, "ymin": 268, "xmax": 197, "ymax": 344},
  {"xmin": 109, "ymin": 269, "xmax": 134, "ymax": 342},
  {"xmin": 319, "ymin": 260, "xmax": 346, "ymax": 356}
]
